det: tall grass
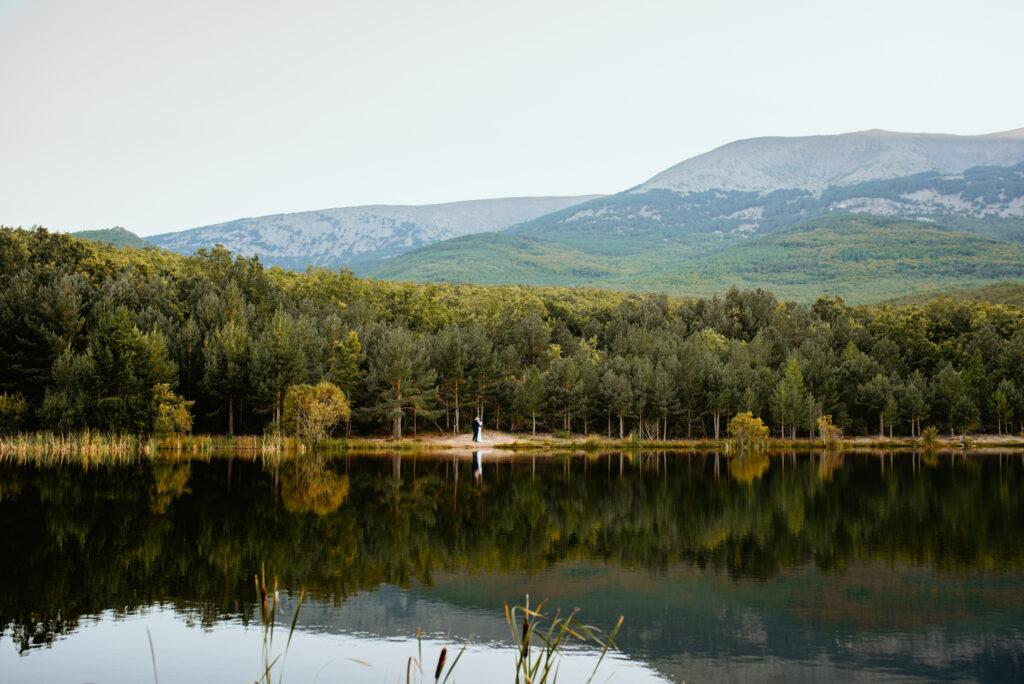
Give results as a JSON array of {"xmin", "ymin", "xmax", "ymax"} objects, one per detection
[
  {"xmin": 254, "ymin": 565, "xmax": 305, "ymax": 684},
  {"xmin": 245, "ymin": 578, "xmax": 622, "ymax": 684},
  {"xmin": 506, "ymin": 595, "xmax": 623, "ymax": 684}
]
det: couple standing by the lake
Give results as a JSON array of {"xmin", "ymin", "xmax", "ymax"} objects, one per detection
[{"xmin": 472, "ymin": 416, "xmax": 485, "ymax": 443}]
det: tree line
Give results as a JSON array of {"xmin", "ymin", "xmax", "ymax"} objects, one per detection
[{"xmin": 3, "ymin": 226, "xmax": 1024, "ymax": 439}]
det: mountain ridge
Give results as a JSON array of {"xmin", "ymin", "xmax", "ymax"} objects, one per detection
[
  {"xmin": 639, "ymin": 128, "xmax": 1024, "ymax": 195},
  {"xmin": 148, "ymin": 194, "xmax": 602, "ymax": 271}
]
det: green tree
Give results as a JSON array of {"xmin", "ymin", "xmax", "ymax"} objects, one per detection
[
  {"xmin": 365, "ymin": 326, "xmax": 437, "ymax": 439},
  {"xmin": 0, "ymin": 393, "xmax": 28, "ymax": 435},
  {"xmin": 949, "ymin": 393, "xmax": 980, "ymax": 437},
  {"xmin": 858, "ymin": 373, "xmax": 894, "ymax": 438},
  {"xmin": 547, "ymin": 355, "xmax": 581, "ymax": 432},
  {"xmin": 992, "ymin": 379, "xmax": 1017, "ymax": 435},
  {"xmin": 432, "ymin": 325, "xmax": 473, "ymax": 434},
  {"xmin": 203, "ymin": 318, "xmax": 250, "ymax": 435},
  {"xmin": 771, "ymin": 357, "xmax": 809, "ymax": 439},
  {"xmin": 40, "ymin": 307, "xmax": 176, "ymax": 433},
  {"xmin": 513, "ymin": 366, "xmax": 547, "ymax": 435},
  {"xmin": 252, "ymin": 309, "xmax": 306, "ymax": 427}
]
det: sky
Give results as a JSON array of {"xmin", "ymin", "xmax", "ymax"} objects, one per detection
[{"xmin": 1, "ymin": 0, "xmax": 1022, "ymax": 236}]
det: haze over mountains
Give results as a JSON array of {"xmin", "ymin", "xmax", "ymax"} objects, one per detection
[
  {"xmin": 81, "ymin": 127, "xmax": 1024, "ymax": 302},
  {"xmin": 147, "ymin": 195, "xmax": 601, "ymax": 270}
]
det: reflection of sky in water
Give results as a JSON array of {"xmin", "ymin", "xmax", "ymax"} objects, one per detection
[
  {"xmin": 0, "ymin": 604, "xmax": 669, "ymax": 684},
  {"xmin": 2, "ymin": 452, "xmax": 1024, "ymax": 682}
]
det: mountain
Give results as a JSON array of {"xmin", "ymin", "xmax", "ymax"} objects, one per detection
[
  {"xmin": 640, "ymin": 128, "xmax": 1024, "ymax": 194},
  {"xmin": 147, "ymin": 195, "xmax": 601, "ymax": 271},
  {"xmin": 370, "ymin": 215, "xmax": 1024, "ymax": 303},
  {"xmin": 371, "ymin": 128, "xmax": 1024, "ymax": 301},
  {"xmin": 71, "ymin": 226, "xmax": 150, "ymax": 249},
  {"xmin": 500, "ymin": 160, "xmax": 1024, "ymax": 260}
]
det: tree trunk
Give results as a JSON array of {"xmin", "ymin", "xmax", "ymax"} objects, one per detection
[
  {"xmin": 713, "ymin": 410, "xmax": 720, "ymax": 440},
  {"xmin": 879, "ymin": 412, "xmax": 884, "ymax": 439},
  {"xmin": 532, "ymin": 412, "xmax": 536, "ymax": 436},
  {"xmin": 453, "ymin": 384, "xmax": 460, "ymax": 435},
  {"xmin": 228, "ymin": 396, "xmax": 234, "ymax": 436},
  {"xmin": 618, "ymin": 414, "xmax": 624, "ymax": 439},
  {"xmin": 392, "ymin": 415, "xmax": 402, "ymax": 439}
]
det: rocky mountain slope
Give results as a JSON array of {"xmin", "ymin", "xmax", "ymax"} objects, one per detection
[
  {"xmin": 147, "ymin": 195, "xmax": 601, "ymax": 270},
  {"xmin": 640, "ymin": 128, "xmax": 1024, "ymax": 194}
]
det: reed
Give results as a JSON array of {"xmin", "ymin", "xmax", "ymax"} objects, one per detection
[
  {"xmin": 506, "ymin": 595, "xmax": 623, "ymax": 684},
  {"xmin": 254, "ymin": 565, "xmax": 305, "ymax": 684}
]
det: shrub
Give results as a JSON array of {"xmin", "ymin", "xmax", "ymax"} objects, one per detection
[
  {"xmin": 817, "ymin": 414, "xmax": 843, "ymax": 448},
  {"xmin": 728, "ymin": 411, "xmax": 769, "ymax": 452},
  {"xmin": 153, "ymin": 383, "xmax": 194, "ymax": 435},
  {"xmin": 283, "ymin": 382, "xmax": 350, "ymax": 450},
  {"xmin": 921, "ymin": 425, "xmax": 939, "ymax": 449}
]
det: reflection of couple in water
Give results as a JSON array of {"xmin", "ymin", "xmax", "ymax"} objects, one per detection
[
  {"xmin": 473, "ymin": 450, "xmax": 484, "ymax": 483},
  {"xmin": 472, "ymin": 417, "xmax": 489, "ymax": 485}
]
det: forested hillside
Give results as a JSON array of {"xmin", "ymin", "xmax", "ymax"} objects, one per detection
[
  {"xmin": 2, "ymin": 226, "xmax": 1024, "ymax": 440},
  {"xmin": 70, "ymin": 226, "xmax": 150, "ymax": 249},
  {"xmin": 371, "ymin": 215, "xmax": 1024, "ymax": 302}
]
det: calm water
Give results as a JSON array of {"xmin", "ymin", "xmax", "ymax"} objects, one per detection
[{"xmin": 2, "ymin": 450, "xmax": 1023, "ymax": 682}]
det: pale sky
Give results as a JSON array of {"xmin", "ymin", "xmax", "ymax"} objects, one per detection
[{"xmin": 1, "ymin": 0, "xmax": 1022, "ymax": 236}]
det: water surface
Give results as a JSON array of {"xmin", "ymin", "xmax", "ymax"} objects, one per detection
[{"xmin": 1, "ymin": 450, "xmax": 1022, "ymax": 682}]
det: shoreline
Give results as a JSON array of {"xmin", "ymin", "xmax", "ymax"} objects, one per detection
[{"xmin": 4, "ymin": 430, "xmax": 1024, "ymax": 461}]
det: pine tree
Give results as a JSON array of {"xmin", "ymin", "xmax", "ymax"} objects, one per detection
[
  {"xmin": 203, "ymin": 318, "xmax": 250, "ymax": 435},
  {"xmin": 365, "ymin": 326, "xmax": 437, "ymax": 439},
  {"xmin": 252, "ymin": 309, "xmax": 306, "ymax": 427}
]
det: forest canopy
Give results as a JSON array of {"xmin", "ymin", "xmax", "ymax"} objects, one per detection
[{"xmin": 2, "ymin": 226, "xmax": 1024, "ymax": 439}]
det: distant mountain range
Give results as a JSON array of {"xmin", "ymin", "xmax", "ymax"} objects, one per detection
[
  {"xmin": 146, "ymin": 195, "xmax": 601, "ymax": 270},
  {"xmin": 367, "ymin": 129, "xmax": 1024, "ymax": 301},
  {"xmin": 73, "ymin": 127, "xmax": 1024, "ymax": 302}
]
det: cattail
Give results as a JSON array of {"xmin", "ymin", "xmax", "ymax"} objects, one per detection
[{"xmin": 434, "ymin": 647, "xmax": 447, "ymax": 681}]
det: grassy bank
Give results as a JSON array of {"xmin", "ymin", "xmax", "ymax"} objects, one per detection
[{"xmin": 4, "ymin": 430, "xmax": 1024, "ymax": 462}]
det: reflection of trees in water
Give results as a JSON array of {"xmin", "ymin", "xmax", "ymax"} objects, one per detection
[
  {"xmin": 1, "ymin": 452, "xmax": 1024, "ymax": 651},
  {"xmin": 149, "ymin": 462, "xmax": 191, "ymax": 513},
  {"xmin": 280, "ymin": 462, "xmax": 349, "ymax": 516},
  {"xmin": 817, "ymin": 452, "xmax": 844, "ymax": 481},
  {"xmin": 729, "ymin": 453, "xmax": 769, "ymax": 483}
]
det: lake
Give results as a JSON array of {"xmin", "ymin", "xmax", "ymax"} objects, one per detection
[{"xmin": 1, "ymin": 450, "xmax": 1023, "ymax": 682}]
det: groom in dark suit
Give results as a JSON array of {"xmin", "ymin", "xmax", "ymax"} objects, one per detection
[{"xmin": 472, "ymin": 416, "xmax": 482, "ymax": 442}]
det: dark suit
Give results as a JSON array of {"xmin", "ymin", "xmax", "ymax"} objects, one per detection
[{"xmin": 472, "ymin": 418, "xmax": 481, "ymax": 442}]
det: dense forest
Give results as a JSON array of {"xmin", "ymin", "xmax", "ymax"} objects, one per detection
[{"xmin": 3, "ymin": 226, "xmax": 1024, "ymax": 439}]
